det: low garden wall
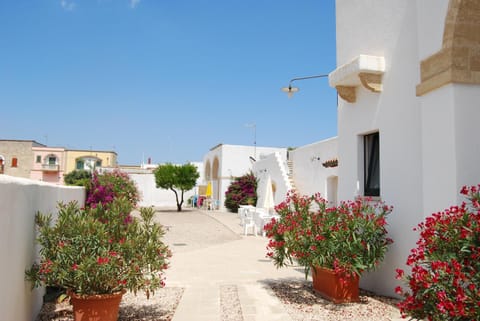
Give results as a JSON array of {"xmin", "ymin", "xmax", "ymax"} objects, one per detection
[{"xmin": 0, "ymin": 175, "xmax": 85, "ymax": 321}]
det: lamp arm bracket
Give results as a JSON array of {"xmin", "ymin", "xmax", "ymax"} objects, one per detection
[{"xmin": 289, "ymin": 74, "xmax": 330, "ymax": 87}]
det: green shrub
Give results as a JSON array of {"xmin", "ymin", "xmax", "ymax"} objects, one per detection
[{"xmin": 63, "ymin": 170, "xmax": 92, "ymax": 187}]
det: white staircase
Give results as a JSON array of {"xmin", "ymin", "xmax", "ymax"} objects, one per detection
[{"xmin": 286, "ymin": 160, "xmax": 296, "ymax": 192}]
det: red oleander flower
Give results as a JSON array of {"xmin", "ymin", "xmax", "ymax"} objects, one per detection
[
  {"xmin": 97, "ymin": 256, "xmax": 110, "ymax": 265},
  {"xmin": 396, "ymin": 185, "xmax": 480, "ymax": 320},
  {"xmin": 265, "ymin": 190, "xmax": 393, "ymax": 279}
]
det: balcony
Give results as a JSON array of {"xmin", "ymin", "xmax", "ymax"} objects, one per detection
[{"xmin": 41, "ymin": 164, "xmax": 60, "ymax": 172}]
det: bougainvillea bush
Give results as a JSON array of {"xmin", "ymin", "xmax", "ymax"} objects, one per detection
[
  {"xmin": 224, "ymin": 172, "xmax": 257, "ymax": 213},
  {"xmin": 25, "ymin": 198, "xmax": 171, "ymax": 296},
  {"xmin": 265, "ymin": 191, "xmax": 393, "ymax": 281},
  {"xmin": 395, "ymin": 185, "xmax": 480, "ymax": 321},
  {"xmin": 86, "ymin": 170, "xmax": 140, "ymax": 209}
]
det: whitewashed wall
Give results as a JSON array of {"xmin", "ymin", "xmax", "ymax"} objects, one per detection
[
  {"xmin": 0, "ymin": 175, "xmax": 85, "ymax": 321},
  {"xmin": 129, "ymin": 172, "xmax": 198, "ymax": 208},
  {"xmin": 289, "ymin": 138, "xmax": 338, "ymax": 203},
  {"xmin": 127, "ymin": 162, "xmax": 204, "ymax": 208},
  {"xmin": 451, "ymin": 85, "xmax": 480, "ymax": 200},
  {"xmin": 335, "ymin": 0, "xmax": 437, "ymax": 296},
  {"xmin": 253, "ymin": 152, "xmax": 290, "ymax": 207},
  {"xmin": 335, "ymin": 0, "xmax": 480, "ymax": 298},
  {"xmin": 420, "ymin": 85, "xmax": 480, "ymax": 216},
  {"xmin": 416, "ymin": 0, "xmax": 450, "ymax": 60}
]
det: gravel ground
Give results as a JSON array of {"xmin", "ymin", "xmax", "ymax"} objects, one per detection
[
  {"xmin": 266, "ymin": 280, "xmax": 401, "ymax": 321},
  {"xmin": 220, "ymin": 285, "xmax": 243, "ymax": 321},
  {"xmin": 36, "ymin": 283, "xmax": 400, "ymax": 321},
  {"xmin": 35, "ymin": 287, "xmax": 184, "ymax": 321}
]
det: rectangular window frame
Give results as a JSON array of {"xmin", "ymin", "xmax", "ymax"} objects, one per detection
[
  {"xmin": 76, "ymin": 160, "xmax": 84, "ymax": 170},
  {"xmin": 363, "ymin": 132, "xmax": 380, "ymax": 197}
]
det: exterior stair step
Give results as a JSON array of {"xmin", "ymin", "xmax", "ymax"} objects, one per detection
[{"xmin": 286, "ymin": 160, "xmax": 296, "ymax": 192}]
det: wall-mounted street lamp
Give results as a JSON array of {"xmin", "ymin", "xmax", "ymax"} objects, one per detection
[{"xmin": 281, "ymin": 74, "xmax": 329, "ymax": 98}]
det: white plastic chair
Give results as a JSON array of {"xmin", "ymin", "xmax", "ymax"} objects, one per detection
[
  {"xmin": 243, "ymin": 209, "xmax": 258, "ymax": 236},
  {"xmin": 253, "ymin": 208, "xmax": 275, "ymax": 237},
  {"xmin": 238, "ymin": 205, "xmax": 254, "ymax": 226}
]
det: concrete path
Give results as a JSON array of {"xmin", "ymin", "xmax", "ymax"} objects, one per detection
[
  {"xmin": 155, "ymin": 208, "xmax": 303, "ymax": 321},
  {"xmin": 155, "ymin": 208, "xmax": 404, "ymax": 321}
]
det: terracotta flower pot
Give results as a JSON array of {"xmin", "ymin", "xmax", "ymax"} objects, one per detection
[
  {"xmin": 311, "ymin": 266, "xmax": 360, "ymax": 304},
  {"xmin": 68, "ymin": 289, "xmax": 126, "ymax": 321}
]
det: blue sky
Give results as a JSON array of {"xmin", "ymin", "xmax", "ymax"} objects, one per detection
[{"xmin": 0, "ymin": 0, "xmax": 337, "ymax": 165}]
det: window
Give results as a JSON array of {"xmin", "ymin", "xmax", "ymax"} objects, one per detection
[
  {"xmin": 364, "ymin": 132, "xmax": 380, "ymax": 197},
  {"xmin": 36, "ymin": 155, "xmax": 41, "ymax": 163},
  {"xmin": 95, "ymin": 160, "xmax": 102, "ymax": 167},
  {"xmin": 48, "ymin": 156, "xmax": 57, "ymax": 165},
  {"xmin": 11, "ymin": 157, "xmax": 18, "ymax": 168},
  {"xmin": 76, "ymin": 160, "xmax": 84, "ymax": 170}
]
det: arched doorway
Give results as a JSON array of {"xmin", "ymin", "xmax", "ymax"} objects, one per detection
[{"xmin": 204, "ymin": 160, "xmax": 211, "ymax": 181}]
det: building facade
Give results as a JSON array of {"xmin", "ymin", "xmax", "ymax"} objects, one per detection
[
  {"xmin": 203, "ymin": 144, "xmax": 287, "ymax": 210},
  {"xmin": 288, "ymin": 137, "xmax": 338, "ymax": 205},
  {"xmin": 31, "ymin": 146, "xmax": 66, "ymax": 184},
  {"xmin": 0, "ymin": 140, "xmax": 45, "ymax": 178},
  {"xmin": 0, "ymin": 140, "xmax": 118, "ymax": 184},
  {"xmin": 64, "ymin": 149, "xmax": 117, "ymax": 174},
  {"xmin": 327, "ymin": 0, "xmax": 480, "ymax": 296}
]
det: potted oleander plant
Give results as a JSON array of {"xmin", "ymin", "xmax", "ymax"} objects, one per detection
[
  {"xmin": 265, "ymin": 191, "xmax": 393, "ymax": 303},
  {"xmin": 26, "ymin": 171, "xmax": 170, "ymax": 321},
  {"xmin": 26, "ymin": 198, "xmax": 170, "ymax": 321}
]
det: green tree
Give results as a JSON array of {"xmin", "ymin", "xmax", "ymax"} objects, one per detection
[
  {"xmin": 63, "ymin": 170, "xmax": 92, "ymax": 187},
  {"xmin": 154, "ymin": 163, "xmax": 199, "ymax": 212}
]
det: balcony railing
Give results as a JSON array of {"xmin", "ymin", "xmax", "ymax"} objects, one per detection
[{"xmin": 41, "ymin": 164, "xmax": 60, "ymax": 171}]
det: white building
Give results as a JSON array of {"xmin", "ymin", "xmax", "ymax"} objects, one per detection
[
  {"xmin": 288, "ymin": 138, "xmax": 338, "ymax": 205},
  {"xmin": 325, "ymin": 0, "xmax": 480, "ymax": 296},
  {"xmin": 247, "ymin": 0, "xmax": 479, "ymax": 298},
  {"xmin": 203, "ymin": 144, "xmax": 287, "ymax": 210},
  {"xmin": 250, "ymin": 138, "xmax": 339, "ymax": 208}
]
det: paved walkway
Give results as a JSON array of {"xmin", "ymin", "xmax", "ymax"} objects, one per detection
[
  {"xmin": 156, "ymin": 208, "xmax": 302, "ymax": 321},
  {"xmin": 155, "ymin": 208, "xmax": 404, "ymax": 321}
]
